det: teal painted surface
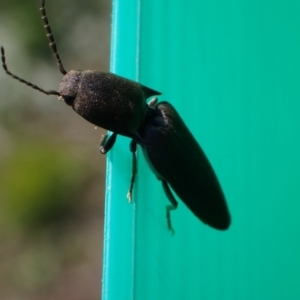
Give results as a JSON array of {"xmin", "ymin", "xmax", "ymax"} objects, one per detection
[{"xmin": 103, "ymin": 0, "xmax": 300, "ymax": 299}]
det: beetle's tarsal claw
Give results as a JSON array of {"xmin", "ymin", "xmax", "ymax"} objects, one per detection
[
  {"xmin": 127, "ymin": 191, "xmax": 133, "ymax": 203},
  {"xmin": 166, "ymin": 204, "xmax": 176, "ymax": 235},
  {"xmin": 99, "ymin": 146, "xmax": 106, "ymax": 154}
]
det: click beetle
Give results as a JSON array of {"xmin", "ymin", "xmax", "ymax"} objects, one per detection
[{"xmin": 1, "ymin": 0, "xmax": 230, "ymax": 231}]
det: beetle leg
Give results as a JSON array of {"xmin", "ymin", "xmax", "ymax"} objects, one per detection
[
  {"xmin": 132, "ymin": 133, "xmax": 147, "ymax": 146},
  {"xmin": 161, "ymin": 180, "xmax": 178, "ymax": 234},
  {"xmin": 127, "ymin": 139, "xmax": 137, "ymax": 202},
  {"xmin": 99, "ymin": 132, "xmax": 117, "ymax": 154}
]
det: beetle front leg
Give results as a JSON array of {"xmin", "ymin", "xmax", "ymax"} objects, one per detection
[
  {"xmin": 127, "ymin": 139, "xmax": 137, "ymax": 202},
  {"xmin": 162, "ymin": 180, "xmax": 178, "ymax": 234},
  {"xmin": 99, "ymin": 132, "xmax": 117, "ymax": 154}
]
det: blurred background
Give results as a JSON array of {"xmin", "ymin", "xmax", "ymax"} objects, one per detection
[{"xmin": 0, "ymin": 0, "xmax": 111, "ymax": 299}]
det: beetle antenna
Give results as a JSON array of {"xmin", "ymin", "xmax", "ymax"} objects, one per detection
[
  {"xmin": 1, "ymin": 46, "xmax": 60, "ymax": 96},
  {"xmin": 40, "ymin": 0, "xmax": 67, "ymax": 75}
]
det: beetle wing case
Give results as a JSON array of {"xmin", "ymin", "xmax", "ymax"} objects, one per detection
[{"xmin": 141, "ymin": 101, "xmax": 230, "ymax": 230}]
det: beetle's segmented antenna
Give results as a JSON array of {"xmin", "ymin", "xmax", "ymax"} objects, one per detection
[
  {"xmin": 40, "ymin": 0, "xmax": 67, "ymax": 75},
  {"xmin": 1, "ymin": 46, "xmax": 60, "ymax": 96}
]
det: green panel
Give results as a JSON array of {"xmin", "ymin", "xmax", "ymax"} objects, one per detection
[
  {"xmin": 103, "ymin": 0, "xmax": 300, "ymax": 299},
  {"xmin": 102, "ymin": 1, "xmax": 140, "ymax": 298}
]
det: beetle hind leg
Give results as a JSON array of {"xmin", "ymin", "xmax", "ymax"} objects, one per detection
[
  {"xmin": 99, "ymin": 132, "xmax": 117, "ymax": 154},
  {"xmin": 127, "ymin": 140, "xmax": 137, "ymax": 202},
  {"xmin": 162, "ymin": 180, "xmax": 178, "ymax": 234}
]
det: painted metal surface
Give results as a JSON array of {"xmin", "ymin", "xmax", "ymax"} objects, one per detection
[{"xmin": 103, "ymin": 1, "xmax": 300, "ymax": 299}]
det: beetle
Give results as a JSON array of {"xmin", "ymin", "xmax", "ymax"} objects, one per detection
[{"xmin": 1, "ymin": 0, "xmax": 230, "ymax": 231}]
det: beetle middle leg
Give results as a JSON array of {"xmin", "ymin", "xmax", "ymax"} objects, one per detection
[
  {"xmin": 127, "ymin": 139, "xmax": 137, "ymax": 202},
  {"xmin": 162, "ymin": 180, "xmax": 178, "ymax": 234},
  {"xmin": 99, "ymin": 132, "xmax": 117, "ymax": 154}
]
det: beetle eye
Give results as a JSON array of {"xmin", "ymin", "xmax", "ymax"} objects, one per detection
[{"xmin": 62, "ymin": 95, "xmax": 75, "ymax": 106}]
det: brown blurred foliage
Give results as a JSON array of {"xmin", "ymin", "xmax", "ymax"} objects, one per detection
[{"xmin": 0, "ymin": 0, "xmax": 111, "ymax": 299}]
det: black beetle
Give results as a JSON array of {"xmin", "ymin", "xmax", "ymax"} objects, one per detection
[{"xmin": 1, "ymin": 0, "xmax": 230, "ymax": 231}]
